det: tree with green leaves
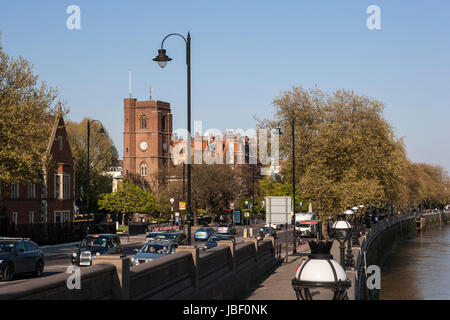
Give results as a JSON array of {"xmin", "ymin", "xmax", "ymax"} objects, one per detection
[
  {"xmin": 259, "ymin": 86, "xmax": 407, "ymax": 218},
  {"xmin": 0, "ymin": 34, "xmax": 65, "ymax": 184},
  {"xmin": 66, "ymin": 118, "xmax": 119, "ymax": 212},
  {"xmin": 98, "ymin": 180, "xmax": 157, "ymax": 225}
]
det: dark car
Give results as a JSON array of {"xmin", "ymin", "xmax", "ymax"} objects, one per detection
[
  {"xmin": 145, "ymin": 232, "xmax": 187, "ymax": 247},
  {"xmin": 194, "ymin": 227, "xmax": 215, "ymax": 241},
  {"xmin": 216, "ymin": 224, "xmax": 237, "ymax": 235},
  {"xmin": 0, "ymin": 238, "xmax": 44, "ymax": 281},
  {"xmin": 131, "ymin": 240, "xmax": 175, "ymax": 266},
  {"xmin": 72, "ymin": 234, "xmax": 122, "ymax": 266},
  {"xmin": 203, "ymin": 234, "xmax": 236, "ymax": 250},
  {"xmin": 258, "ymin": 226, "xmax": 277, "ymax": 239}
]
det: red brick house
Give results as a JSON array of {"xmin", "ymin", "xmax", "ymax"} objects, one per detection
[{"xmin": 0, "ymin": 108, "xmax": 75, "ymax": 234}]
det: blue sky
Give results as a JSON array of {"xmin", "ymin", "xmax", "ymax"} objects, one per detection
[{"xmin": 1, "ymin": 0, "xmax": 449, "ymax": 171}]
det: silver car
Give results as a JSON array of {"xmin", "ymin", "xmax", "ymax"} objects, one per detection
[{"xmin": 216, "ymin": 224, "xmax": 236, "ymax": 235}]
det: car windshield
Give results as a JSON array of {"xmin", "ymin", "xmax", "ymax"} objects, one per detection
[
  {"xmin": 140, "ymin": 244, "xmax": 171, "ymax": 254},
  {"xmin": 218, "ymin": 225, "xmax": 229, "ymax": 227},
  {"xmin": 197, "ymin": 228, "xmax": 210, "ymax": 232},
  {"xmin": 0, "ymin": 242, "xmax": 15, "ymax": 253},
  {"xmin": 81, "ymin": 236, "xmax": 109, "ymax": 248},
  {"xmin": 207, "ymin": 235, "xmax": 229, "ymax": 242}
]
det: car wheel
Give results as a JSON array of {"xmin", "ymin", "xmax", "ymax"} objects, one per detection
[
  {"xmin": 3, "ymin": 264, "xmax": 14, "ymax": 281},
  {"xmin": 33, "ymin": 260, "xmax": 44, "ymax": 277}
]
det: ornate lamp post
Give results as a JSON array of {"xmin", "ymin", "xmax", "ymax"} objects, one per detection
[
  {"xmin": 86, "ymin": 119, "xmax": 105, "ymax": 216},
  {"xmin": 154, "ymin": 32, "xmax": 192, "ymax": 244},
  {"xmin": 344, "ymin": 209, "xmax": 355, "ymax": 269},
  {"xmin": 351, "ymin": 206, "xmax": 361, "ymax": 246},
  {"xmin": 359, "ymin": 204, "xmax": 365, "ymax": 235},
  {"xmin": 292, "ymin": 240, "xmax": 352, "ymax": 300},
  {"xmin": 331, "ymin": 214, "xmax": 352, "ymax": 269}
]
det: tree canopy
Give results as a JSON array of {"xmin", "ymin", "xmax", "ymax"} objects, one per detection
[
  {"xmin": 0, "ymin": 35, "xmax": 64, "ymax": 184},
  {"xmin": 98, "ymin": 180, "xmax": 157, "ymax": 219},
  {"xmin": 259, "ymin": 86, "xmax": 410, "ymax": 217}
]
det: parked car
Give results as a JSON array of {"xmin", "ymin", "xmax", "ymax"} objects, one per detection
[
  {"xmin": 130, "ymin": 240, "xmax": 175, "ymax": 266},
  {"xmin": 259, "ymin": 226, "xmax": 277, "ymax": 239},
  {"xmin": 216, "ymin": 223, "xmax": 236, "ymax": 235},
  {"xmin": 146, "ymin": 232, "xmax": 187, "ymax": 247},
  {"xmin": 203, "ymin": 234, "xmax": 236, "ymax": 250},
  {"xmin": 72, "ymin": 234, "xmax": 122, "ymax": 266},
  {"xmin": 194, "ymin": 227, "xmax": 215, "ymax": 241},
  {"xmin": 0, "ymin": 238, "xmax": 44, "ymax": 281}
]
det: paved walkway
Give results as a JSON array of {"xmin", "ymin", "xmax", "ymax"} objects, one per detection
[{"xmin": 246, "ymin": 239, "xmax": 358, "ymax": 300}]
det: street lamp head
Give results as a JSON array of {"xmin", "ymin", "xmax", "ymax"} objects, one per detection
[
  {"xmin": 331, "ymin": 214, "xmax": 352, "ymax": 242},
  {"xmin": 153, "ymin": 49, "xmax": 172, "ymax": 68},
  {"xmin": 170, "ymin": 198, "xmax": 174, "ymax": 205},
  {"xmin": 292, "ymin": 240, "xmax": 351, "ymax": 300},
  {"xmin": 345, "ymin": 209, "xmax": 354, "ymax": 215},
  {"xmin": 276, "ymin": 125, "xmax": 283, "ymax": 135},
  {"xmin": 352, "ymin": 206, "xmax": 359, "ymax": 211},
  {"xmin": 359, "ymin": 204, "xmax": 364, "ymax": 209}
]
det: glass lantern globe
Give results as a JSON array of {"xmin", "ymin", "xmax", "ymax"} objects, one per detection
[
  {"xmin": 292, "ymin": 240, "xmax": 352, "ymax": 300},
  {"xmin": 331, "ymin": 217, "xmax": 352, "ymax": 242},
  {"xmin": 153, "ymin": 49, "xmax": 172, "ymax": 68}
]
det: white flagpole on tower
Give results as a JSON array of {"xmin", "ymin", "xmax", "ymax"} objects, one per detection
[{"xmin": 129, "ymin": 71, "xmax": 132, "ymax": 98}]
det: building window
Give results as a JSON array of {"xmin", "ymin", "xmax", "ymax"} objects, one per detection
[
  {"xmin": 54, "ymin": 211, "xmax": 70, "ymax": 224},
  {"xmin": 63, "ymin": 211, "xmax": 70, "ymax": 223},
  {"xmin": 54, "ymin": 212, "xmax": 61, "ymax": 224},
  {"xmin": 55, "ymin": 174, "xmax": 70, "ymax": 200},
  {"xmin": 59, "ymin": 136, "xmax": 63, "ymax": 151},
  {"xmin": 126, "ymin": 147, "xmax": 128, "ymax": 153},
  {"xmin": 55, "ymin": 175, "xmax": 61, "ymax": 199},
  {"xmin": 29, "ymin": 211, "xmax": 34, "ymax": 224},
  {"xmin": 28, "ymin": 183, "xmax": 35, "ymax": 199},
  {"xmin": 11, "ymin": 183, "xmax": 19, "ymax": 199},
  {"xmin": 63, "ymin": 175, "xmax": 70, "ymax": 199},
  {"xmin": 140, "ymin": 115, "xmax": 147, "ymax": 129},
  {"xmin": 12, "ymin": 212, "xmax": 18, "ymax": 225},
  {"xmin": 140, "ymin": 163, "xmax": 148, "ymax": 177},
  {"xmin": 161, "ymin": 114, "xmax": 166, "ymax": 132}
]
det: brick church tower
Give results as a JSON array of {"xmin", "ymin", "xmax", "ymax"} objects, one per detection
[{"xmin": 123, "ymin": 98, "xmax": 172, "ymax": 185}]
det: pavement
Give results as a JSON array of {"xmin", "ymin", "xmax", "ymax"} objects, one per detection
[{"xmin": 245, "ymin": 237, "xmax": 358, "ymax": 300}]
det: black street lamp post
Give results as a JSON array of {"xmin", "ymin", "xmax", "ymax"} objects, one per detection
[
  {"xmin": 277, "ymin": 118, "xmax": 297, "ymax": 254},
  {"xmin": 86, "ymin": 119, "xmax": 105, "ymax": 217},
  {"xmin": 331, "ymin": 214, "xmax": 352, "ymax": 269},
  {"xmin": 154, "ymin": 32, "xmax": 192, "ymax": 245},
  {"xmin": 351, "ymin": 206, "xmax": 361, "ymax": 247},
  {"xmin": 344, "ymin": 209, "xmax": 355, "ymax": 269}
]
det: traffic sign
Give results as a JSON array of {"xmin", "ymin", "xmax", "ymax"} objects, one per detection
[{"xmin": 179, "ymin": 202, "xmax": 186, "ymax": 211}]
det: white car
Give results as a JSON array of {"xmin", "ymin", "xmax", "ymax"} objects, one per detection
[{"xmin": 265, "ymin": 223, "xmax": 282, "ymax": 230}]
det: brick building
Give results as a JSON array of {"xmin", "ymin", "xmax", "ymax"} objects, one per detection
[
  {"xmin": 123, "ymin": 98, "xmax": 172, "ymax": 185},
  {"xmin": 0, "ymin": 109, "xmax": 75, "ymax": 232}
]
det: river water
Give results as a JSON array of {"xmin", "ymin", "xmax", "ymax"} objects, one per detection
[{"xmin": 380, "ymin": 225, "xmax": 450, "ymax": 300}]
